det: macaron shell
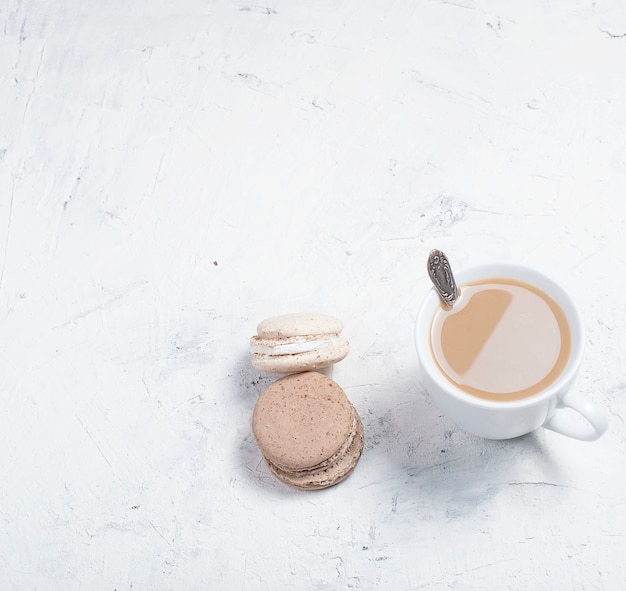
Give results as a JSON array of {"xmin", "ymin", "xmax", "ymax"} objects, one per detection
[
  {"xmin": 250, "ymin": 336, "xmax": 349, "ymax": 373},
  {"xmin": 252, "ymin": 372, "xmax": 354, "ymax": 472},
  {"xmin": 266, "ymin": 412, "xmax": 364, "ymax": 490},
  {"xmin": 256, "ymin": 313, "xmax": 343, "ymax": 339}
]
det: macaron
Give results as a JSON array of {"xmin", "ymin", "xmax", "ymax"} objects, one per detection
[
  {"xmin": 252, "ymin": 371, "xmax": 364, "ymax": 490},
  {"xmin": 250, "ymin": 313, "xmax": 350, "ymax": 373}
]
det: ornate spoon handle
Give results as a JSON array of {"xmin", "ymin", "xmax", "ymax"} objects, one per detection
[{"xmin": 427, "ymin": 249, "xmax": 459, "ymax": 308}]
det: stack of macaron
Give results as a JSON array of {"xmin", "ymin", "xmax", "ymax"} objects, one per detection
[{"xmin": 249, "ymin": 313, "xmax": 363, "ymax": 490}]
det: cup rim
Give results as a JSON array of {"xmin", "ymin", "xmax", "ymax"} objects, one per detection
[{"xmin": 415, "ymin": 260, "xmax": 585, "ymax": 409}]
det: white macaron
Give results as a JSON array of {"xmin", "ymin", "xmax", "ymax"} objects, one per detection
[{"xmin": 250, "ymin": 313, "xmax": 350, "ymax": 373}]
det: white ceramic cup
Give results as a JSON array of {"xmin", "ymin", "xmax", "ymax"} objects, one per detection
[{"xmin": 415, "ymin": 261, "xmax": 608, "ymax": 441}]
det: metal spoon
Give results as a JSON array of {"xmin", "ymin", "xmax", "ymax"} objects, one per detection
[{"xmin": 427, "ymin": 249, "xmax": 459, "ymax": 309}]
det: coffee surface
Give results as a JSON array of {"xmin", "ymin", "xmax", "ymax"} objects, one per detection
[{"xmin": 430, "ymin": 278, "xmax": 571, "ymax": 401}]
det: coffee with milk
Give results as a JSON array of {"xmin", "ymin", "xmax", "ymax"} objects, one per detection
[{"xmin": 430, "ymin": 278, "xmax": 571, "ymax": 402}]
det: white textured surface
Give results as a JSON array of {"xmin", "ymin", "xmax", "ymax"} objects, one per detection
[{"xmin": 1, "ymin": 1, "xmax": 625, "ymax": 589}]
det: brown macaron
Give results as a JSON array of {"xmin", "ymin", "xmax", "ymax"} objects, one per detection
[{"xmin": 252, "ymin": 371, "xmax": 364, "ymax": 490}]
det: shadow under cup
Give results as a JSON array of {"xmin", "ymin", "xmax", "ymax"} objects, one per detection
[{"xmin": 415, "ymin": 261, "xmax": 607, "ymax": 441}]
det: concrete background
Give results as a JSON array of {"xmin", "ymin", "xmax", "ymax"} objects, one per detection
[{"xmin": 1, "ymin": 0, "xmax": 625, "ymax": 588}]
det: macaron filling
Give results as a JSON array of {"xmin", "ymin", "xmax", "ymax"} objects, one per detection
[{"xmin": 250, "ymin": 334, "xmax": 339, "ymax": 356}]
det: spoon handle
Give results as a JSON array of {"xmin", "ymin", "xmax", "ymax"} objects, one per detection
[{"xmin": 427, "ymin": 249, "xmax": 459, "ymax": 308}]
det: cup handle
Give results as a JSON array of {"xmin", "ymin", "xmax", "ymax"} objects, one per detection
[{"xmin": 543, "ymin": 390, "xmax": 608, "ymax": 441}]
